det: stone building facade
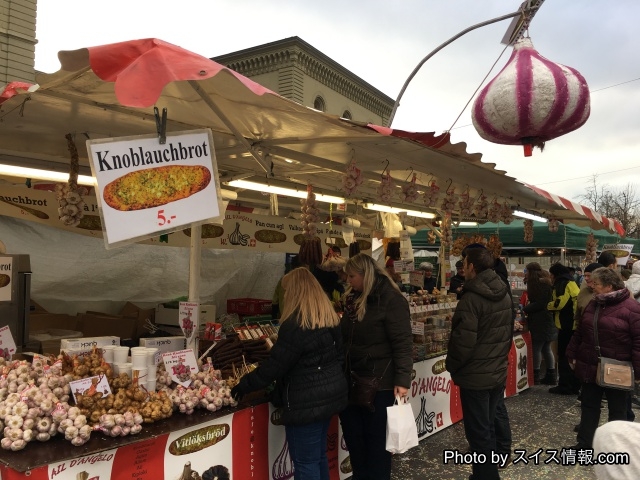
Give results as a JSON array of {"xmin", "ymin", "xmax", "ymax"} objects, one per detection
[
  {"xmin": 213, "ymin": 37, "xmax": 394, "ymax": 127},
  {"xmin": 0, "ymin": 0, "xmax": 37, "ymax": 84}
]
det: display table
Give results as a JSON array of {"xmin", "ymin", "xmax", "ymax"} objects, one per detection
[{"xmin": 0, "ymin": 332, "xmax": 532, "ymax": 480}]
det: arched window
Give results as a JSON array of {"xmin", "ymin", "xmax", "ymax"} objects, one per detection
[
  {"xmin": 313, "ymin": 96, "xmax": 326, "ymax": 112},
  {"xmin": 342, "ymin": 110, "xmax": 352, "ymax": 120}
]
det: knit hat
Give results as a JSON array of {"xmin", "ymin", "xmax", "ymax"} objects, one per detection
[
  {"xmin": 584, "ymin": 262, "xmax": 603, "ymax": 273},
  {"xmin": 419, "ymin": 262, "xmax": 433, "ymax": 271}
]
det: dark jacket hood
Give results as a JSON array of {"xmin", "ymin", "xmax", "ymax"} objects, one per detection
[{"xmin": 464, "ymin": 269, "xmax": 508, "ymax": 302}]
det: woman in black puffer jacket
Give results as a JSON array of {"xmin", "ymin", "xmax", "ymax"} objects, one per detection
[
  {"xmin": 340, "ymin": 253, "xmax": 413, "ymax": 480},
  {"xmin": 566, "ymin": 267, "xmax": 640, "ymax": 450},
  {"xmin": 231, "ymin": 267, "xmax": 348, "ymax": 480},
  {"xmin": 522, "ymin": 262, "xmax": 556, "ymax": 384}
]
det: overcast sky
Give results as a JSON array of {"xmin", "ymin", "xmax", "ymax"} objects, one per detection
[{"xmin": 33, "ymin": 0, "xmax": 640, "ymax": 204}]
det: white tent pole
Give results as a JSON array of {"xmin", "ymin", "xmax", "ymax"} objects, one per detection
[{"xmin": 188, "ymin": 224, "xmax": 202, "ymax": 353}]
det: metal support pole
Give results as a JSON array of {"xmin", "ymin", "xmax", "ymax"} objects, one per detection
[{"xmin": 388, "ymin": 7, "xmax": 538, "ymax": 126}]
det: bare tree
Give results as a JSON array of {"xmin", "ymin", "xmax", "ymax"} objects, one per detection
[{"xmin": 578, "ymin": 176, "xmax": 640, "ymax": 238}]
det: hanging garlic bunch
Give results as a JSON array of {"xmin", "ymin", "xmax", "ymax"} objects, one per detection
[
  {"xmin": 548, "ymin": 217, "xmax": 560, "ymax": 233},
  {"xmin": 440, "ymin": 186, "xmax": 458, "ymax": 214},
  {"xmin": 458, "ymin": 187, "xmax": 474, "ymax": 217},
  {"xmin": 474, "ymin": 193, "xmax": 489, "ymax": 219},
  {"xmin": 441, "ymin": 214, "xmax": 453, "ymax": 250},
  {"xmin": 342, "ymin": 159, "xmax": 364, "ymax": 197},
  {"xmin": 423, "ymin": 180, "xmax": 440, "ymax": 208},
  {"xmin": 488, "ymin": 199, "xmax": 501, "ymax": 223},
  {"xmin": 487, "ymin": 234, "xmax": 503, "ymax": 259},
  {"xmin": 401, "ymin": 173, "xmax": 419, "ymax": 203},
  {"xmin": 585, "ymin": 233, "xmax": 598, "ymax": 263},
  {"xmin": 300, "ymin": 185, "xmax": 319, "ymax": 238},
  {"xmin": 501, "ymin": 202, "xmax": 514, "ymax": 225},
  {"xmin": 56, "ymin": 134, "xmax": 87, "ymax": 228},
  {"xmin": 523, "ymin": 220, "xmax": 534, "ymax": 243},
  {"xmin": 427, "ymin": 230, "xmax": 436, "ymax": 245},
  {"xmin": 377, "ymin": 171, "xmax": 393, "ymax": 203}
]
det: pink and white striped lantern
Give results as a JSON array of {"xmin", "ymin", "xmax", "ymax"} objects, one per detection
[{"xmin": 472, "ymin": 37, "xmax": 590, "ymax": 157}]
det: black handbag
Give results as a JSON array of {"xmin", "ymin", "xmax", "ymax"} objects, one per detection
[{"xmin": 348, "ymin": 371, "xmax": 380, "ymax": 412}]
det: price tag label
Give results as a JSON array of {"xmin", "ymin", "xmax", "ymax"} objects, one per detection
[
  {"xmin": 411, "ymin": 321, "xmax": 424, "ymax": 335},
  {"xmin": 178, "ymin": 302, "xmax": 199, "ymax": 343},
  {"xmin": 162, "ymin": 349, "xmax": 198, "ymax": 388},
  {"xmin": 69, "ymin": 375, "xmax": 112, "ymax": 404},
  {"xmin": 0, "ymin": 326, "xmax": 17, "ymax": 359}
]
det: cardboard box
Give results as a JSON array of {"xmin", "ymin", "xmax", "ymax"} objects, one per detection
[
  {"xmin": 155, "ymin": 305, "xmax": 179, "ymax": 326},
  {"xmin": 79, "ymin": 314, "xmax": 137, "ymax": 341},
  {"xmin": 155, "ymin": 304, "xmax": 216, "ymax": 327},
  {"xmin": 29, "ymin": 314, "xmax": 80, "ymax": 334},
  {"xmin": 120, "ymin": 302, "xmax": 156, "ymax": 340},
  {"xmin": 139, "ymin": 336, "xmax": 187, "ymax": 355},
  {"xmin": 61, "ymin": 336, "xmax": 120, "ymax": 352}
]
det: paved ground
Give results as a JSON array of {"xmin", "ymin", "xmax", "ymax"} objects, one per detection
[{"xmin": 390, "ymin": 383, "xmax": 637, "ymax": 480}]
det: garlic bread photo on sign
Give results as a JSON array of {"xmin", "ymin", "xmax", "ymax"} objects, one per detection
[{"xmin": 103, "ymin": 165, "xmax": 211, "ymax": 211}]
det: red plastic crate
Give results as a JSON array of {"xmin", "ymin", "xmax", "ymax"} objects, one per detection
[{"xmin": 227, "ymin": 298, "xmax": 272, "ymax": 316}]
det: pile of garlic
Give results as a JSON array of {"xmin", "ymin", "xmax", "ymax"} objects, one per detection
[{"xmin": 158, "ymin": 363, "xmax": 237, "ymax": 414}]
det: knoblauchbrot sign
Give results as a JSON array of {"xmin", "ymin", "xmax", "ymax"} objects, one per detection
[
  {"xmin": 86, "ymin": 129, "xmax": 224, "ymax": 248},
  {"xmin": 0, "ymin": 256, "xmax": 12, "ymax": 301}
]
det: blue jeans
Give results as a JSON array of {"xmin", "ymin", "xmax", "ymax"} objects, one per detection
[
  {"xmin": 460, "ymin": 384, "xmax": 504, "ymax": 480},
  {"xmin": 339, "ymin": 390, "xmax": 395, "ymax": 480},
  {"xmin": 285, "ymin": 420, "xmax": 330, "ymax": 480}
]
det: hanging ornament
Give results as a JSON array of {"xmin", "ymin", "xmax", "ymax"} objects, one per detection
[
  {"xmin": 487, "ymin": 198, "xmax": 501, "ymax": 223},
  {"xmin": 473, "ymin": 192, "xmax": 489, "ymax": 219},
  {"xmin": 427, "ymin": 230, "xmax": 436, "ymax": 245},
  {"xmin": 341, "ymin": 153, "xmax": 364, "ymax": 197},
  {"xmin": 422, "ymin": 180, "xmax": 441, "ymax": 208},
  {"xmin": 472, "ymin": 37, "xmax": 590, "ymax": 157},
  {"xmin": 501, "ymin": 202, "xmax": 514, "ymax": 225},
  {"xmin": 523, "ymin": 219, "xmax": 534, "ymax": 243},
  {"xmin": 585, "ymin": 233, "xmax": 598, "ymax": 263},
  {"xmin": 548, "ymin": 217, "xmax": 560, "ymax": 233},
  {"xmin": 377, "ymin": 167, "xmax": 393, "ymax": 203},
  {"xmin": 440, "ymin": 181, "xmax": 457, "ymax": 215},
  {"xmin": 401, "ymin": 172, "xmax": 419, "ymax": 203},
  {"xmin": 458, "ymin": 186, "xmax": 473, "ymax": 217}
]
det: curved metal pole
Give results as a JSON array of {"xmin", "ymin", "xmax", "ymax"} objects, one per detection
[{"xmin": 388, "ymin": 8, "xmax": 536, "ymax": 127}]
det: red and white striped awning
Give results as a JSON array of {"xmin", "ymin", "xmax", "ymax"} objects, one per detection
[{"xmin": 525, "ymin": 183, "xmax": 625, "ymax": 236}]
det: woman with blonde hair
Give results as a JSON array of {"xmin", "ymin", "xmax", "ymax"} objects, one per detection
[
  {"xmin": 231, "ymin": 267, "xmax": 348, "ymax": 480},
  {"xmin": 340, "ymin": 253, "xmax": 413, "ymax": 480}
]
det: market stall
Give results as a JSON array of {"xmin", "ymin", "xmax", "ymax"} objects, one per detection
[
  {"xmin": 0, "ymin": 37, "xmax": 611, "ymax": 480},
  {"xmin": 0, "ymin": 333, "xmax": 532, "ymax": 480}
]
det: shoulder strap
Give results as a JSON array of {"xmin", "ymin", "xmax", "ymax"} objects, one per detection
[{"xmin": 592, "ymin": 305, "xmax": 602, "ymax": 357}]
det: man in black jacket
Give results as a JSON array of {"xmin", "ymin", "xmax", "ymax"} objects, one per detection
[{"xmin": 446, "ymin": 248, "xmax": 513, "ymax": 480}]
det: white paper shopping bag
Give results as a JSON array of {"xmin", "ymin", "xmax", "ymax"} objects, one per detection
[{"xmin": 385, "ymin": 395, "xmax": 419, "ymax": 454}]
